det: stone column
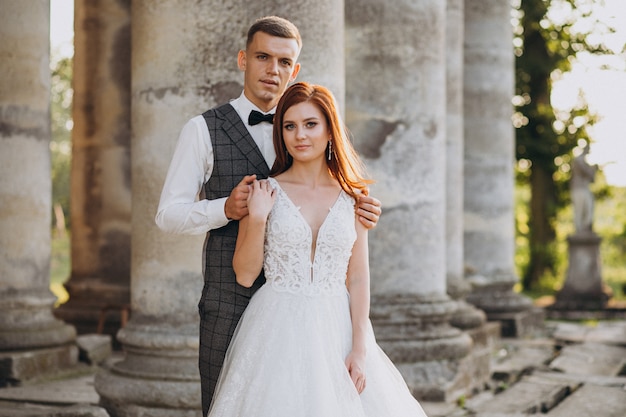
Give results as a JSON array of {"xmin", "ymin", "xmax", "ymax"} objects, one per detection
[
  {"xmin": 445, "ymin": 0, "xmax": 486, "ymax": 331},
  {"xmin": 54, "ymin": 0, "xmax": 132, "ymax": 339},
  {"xmin": 346, "ymin": 0, "xmax": 471, "ymax": 401},
  {"xmin": 0, "ymin": 0, "xmax": 76, "ymax": 381},
  {"xmin": 463, "ymin": 0, "xmax": 538, "ymax": 336},
  {"xmin": 95, "ymin": 1, "xmax": 344, "ymax": 415}
]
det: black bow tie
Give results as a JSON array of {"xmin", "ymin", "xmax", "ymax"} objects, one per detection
[{"xmin": 248, "ymin": 110, "xmax": 274, "ymax": 126}]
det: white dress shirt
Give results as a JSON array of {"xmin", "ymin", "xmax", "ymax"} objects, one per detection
[{"xmin": 155, "ymin": 92, "xmax": 275, "ymax": 235}]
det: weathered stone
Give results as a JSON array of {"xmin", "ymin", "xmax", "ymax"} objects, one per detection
[
  {"xmin": 492, "ymin": 338, "xmax": 556, "ymax": 385},
  {"xmin": 0, "ymin": 345, "xmax": 78, "ymax": 386},
  {"xmin": 532, "ymin": 370, "xmax": 626, "ymax": 388},
  {"xmin": 0, "ymin": 374, "xmax": 97, "ymax": 405},
  {"xmin": 347, "ymin": 0, "xmax": 476, "ymax": 402},
  {"xmin": 549, "ymin": 342, "xmax": 626, "ymax": 376},
  {"xmin": 469, "ymin": 374, "xmax": 579, "ymax": 414},
  {"xmin": 463, "ymin": 0, "xmax": 534, "ymax": 321},
  {"xmin": 76, "ymin": 335, "xmax": 112, "ymax": 365},
  {"xmin": 54, "ymin": 0, "xmax": 132, "ymax": 341},
  {"xmin": 0, "ymin": 0, "xmax": 76, "ymax": 356},
  {"xmin": 547, "ymin": 383, "xmax": 626, "ymax": 417},
  {"xmin": 487, "ymin": 308, "xmax": 545, "ymax": 338},
  {"xmin": 459, "ymin": 322, "xmax": 502, "ymax": 394},
  {"xmin": 0, "ymin": 403, "xmax": 109, "ymax": 417},
  {"xmin": 552, "ymin": 320, "xmax": 626, "ymax": 347}
]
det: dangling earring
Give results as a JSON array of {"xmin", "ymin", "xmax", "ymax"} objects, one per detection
[{"xmin": 327, "ymin": 139, "xmax": 333, "ymax": 161}]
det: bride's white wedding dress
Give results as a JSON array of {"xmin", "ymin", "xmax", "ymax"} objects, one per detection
[{"xmin": 208, "ymin": 177, "xmax": 427, "ymax": 417}]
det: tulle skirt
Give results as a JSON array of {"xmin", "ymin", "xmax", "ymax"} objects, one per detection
[{"xmin": 208, "ymin": 284, "xmax": 427, "ymax": 417}]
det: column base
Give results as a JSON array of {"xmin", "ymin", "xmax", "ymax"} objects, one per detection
[
  {"xmin": 97, "ymin": 372, "xmax": 201, "ymax": 417},
  {"xmin": 95, "ymin": 320, "xmax": 201, "ymax": 416},
  {"xmin": 0, "ymin": 288, "xmax": 76, "ymax": 350},
  {"xmin": 371, "ymin": 293, "xmax": 473, "ymax": 401},
  {"xmin": 450, "ymin": 299, "xmax": 486, "ymax": 330}
]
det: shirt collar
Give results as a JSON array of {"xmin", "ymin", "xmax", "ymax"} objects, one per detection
[{"xmin": 231, "ymin": 92, "xmax": 276, "ymax": 126}]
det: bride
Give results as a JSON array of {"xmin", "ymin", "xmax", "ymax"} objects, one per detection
[{"xmin": 207, "ymin": 82, "xmax": 428, "ymax": 417}]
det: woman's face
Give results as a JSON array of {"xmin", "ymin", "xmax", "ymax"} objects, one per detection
[{"xmin": 282, "ymin": 102, "xmax": 329, "ymax": 164}]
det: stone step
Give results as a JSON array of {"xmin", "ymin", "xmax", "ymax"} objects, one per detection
[
  {"xmin": 551, "ymin": 320, "xmax": 626, "ymax": 347},
  {"xmin": 549, "ymin": 342, "xmax": 626, "ymax": 376},
  {"xmin": 491, "ymin": 338, "xmax": 556, "ymax": 385},
  {"xmin": 468, "ymin": 373, "xmax": 580, "ymax": 415},
  {"xmin": 0, "ymin": 401, "xmax": 109, "ymax": 417},
  {"xmin": 545, "ymin": 383, "xmax": 626, "ymax": 417}
]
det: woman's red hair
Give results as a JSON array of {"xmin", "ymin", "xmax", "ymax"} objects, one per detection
[{"xmin": 270, "ymin": 82, "xmax": 373, "ymax": 200}]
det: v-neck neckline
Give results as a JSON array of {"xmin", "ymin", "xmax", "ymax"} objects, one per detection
[{"xmin": 269, "ymin": 177, "xmax": 344, "ymax": 266}]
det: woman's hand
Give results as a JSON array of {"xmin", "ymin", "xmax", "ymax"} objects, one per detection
[
  {"xmin": 345, "ymin": 350, "xmax": 367, "ymax": 394},
  {"xmin": 356, "ymin": 194, "xmax": 381, "ymax": 229},
  {"xmin": 247, "ymin": 179, "xmax": 275, "ymax": 221}
]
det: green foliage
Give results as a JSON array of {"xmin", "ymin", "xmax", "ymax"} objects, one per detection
[
  {"xmin": 50, "ymin": 53, "xmax": 73, "ymax": 229},
  {"xmin": 513, "ymin": 0, "xmax": 615, "ymax": 290},
  {"xmin": 50, "ymin": 231, "xmax": 70, "ymax": 306},
  {"xmin": 517, "ymin": 171, "xmax": 626, "ymax": 301}
]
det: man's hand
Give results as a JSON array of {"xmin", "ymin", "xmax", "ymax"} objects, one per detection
[
  {"xmin": 224, "ymin": 174, "xmax": 257, "ymax": 221},
  {"xmin": 356, "ymin": 194, "xmax": 382, "ymax": 229}
]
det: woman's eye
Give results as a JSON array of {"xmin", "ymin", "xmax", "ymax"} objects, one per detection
[
  {"xmin": 284, "ymin": 124, "xmax": 295, "ymax": 130},
  {"xmin": 306, "ymin": 122, "xmax": 317, "ymax": 128}
]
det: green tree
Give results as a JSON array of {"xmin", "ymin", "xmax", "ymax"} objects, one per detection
[
  {"xmin": 512, "ymin": 0, "xmax": 613, "ymax": 290},
  {"xmin": 50, "ymin": 53, "xmax": 73, "ymax": 231}
]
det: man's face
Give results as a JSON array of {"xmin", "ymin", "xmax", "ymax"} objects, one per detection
[{"xmin": 238, "ymin": 31, "xmax": 301, "ymax": 112}]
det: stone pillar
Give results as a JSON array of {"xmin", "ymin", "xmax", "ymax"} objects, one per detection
[
  {"xmin": 346, "ymin": 0, "xmax": 471, "ymax": 401},
  {"xmin": 445, "ymin": 0, "xmax": 486, "ymax": 331},
  {"xmin": 54, "ymin": 0, "xmax": 132, "ymax": 340},
  {"xmin": 463, "ymin": 0, "xmax": 539, "ymax": 337},
  {"xmin": 0, "ymin": 0, "xmax": 76, "ymax": 381},
  {"xmin": 95, "ymin": 1, "xmax": 344, "ymax": 415}
]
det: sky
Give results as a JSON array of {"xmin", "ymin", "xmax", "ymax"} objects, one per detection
[{"xmin": 50, "ymin": 0, "xmax": 626, "ymax": 186}]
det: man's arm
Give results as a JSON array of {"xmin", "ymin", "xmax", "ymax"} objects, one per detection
[{"xmin": 155, "ymin": 116, "xmax": 229, "ymax": 235}]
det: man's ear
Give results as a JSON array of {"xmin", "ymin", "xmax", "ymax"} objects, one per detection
[
  {"xmin": 237, "ymin": 50, "xmax": 246, "ymax": 71},
  {"xmin": 289, "ymin": 63, "xmax": 301, "ymax": 82}
]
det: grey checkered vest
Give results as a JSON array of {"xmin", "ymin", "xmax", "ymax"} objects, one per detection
[{"xmin": 199, "ymin": 103, "xmax": 270, "ymax": 315}]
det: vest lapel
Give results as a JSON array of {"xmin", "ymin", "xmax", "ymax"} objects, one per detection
[{"xmin": 219, "ymin": 104, "xmax": 270, "ymax": 176}]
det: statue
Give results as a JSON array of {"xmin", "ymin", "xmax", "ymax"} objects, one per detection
[
  {"xmin": 551, "ymin": 142, "xmax": 608, "ymax": 311},
  {"xmin": 570, "ymin": 144, "xmax": 598, "ymax": 234}
]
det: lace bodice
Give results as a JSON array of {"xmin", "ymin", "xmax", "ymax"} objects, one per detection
[{"xmin": 263, "ymin": 178, "xmax": 357, "ymax": 296}]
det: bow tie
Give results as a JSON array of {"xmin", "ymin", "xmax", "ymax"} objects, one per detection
[{"xmin": 248, "ymin": 110, "xmax": 274, "ymax": 126}]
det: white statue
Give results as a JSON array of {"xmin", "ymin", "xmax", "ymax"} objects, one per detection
[{"xmin": 570, "ymin": 144, "xmax": 598, "ymax": 234}]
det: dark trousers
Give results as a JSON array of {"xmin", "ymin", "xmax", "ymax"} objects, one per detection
[{"xmin": 198, "ymin": 277, "xmax": 263, "ymax": 416}]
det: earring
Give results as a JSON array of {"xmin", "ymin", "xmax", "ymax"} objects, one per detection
[{"xmin": 327, "ymin": 139, "xmax": 333, "ymax": 161}]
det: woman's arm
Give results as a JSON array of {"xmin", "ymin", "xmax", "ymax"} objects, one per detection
[
  {"xmin": 345, "ymin": 220, "xmax": 370, "ymax": 393},
  {"xmin": 232, "ymin": 180, "xmax": 275, "ymax": 287}
]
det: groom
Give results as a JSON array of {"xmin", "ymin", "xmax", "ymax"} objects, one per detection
[{"xmin": 156, "ymin": 16, "xmax": 381, "ymax": 415}]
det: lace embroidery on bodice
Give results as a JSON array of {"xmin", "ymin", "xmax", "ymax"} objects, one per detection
[{"xmin": 263, "ymin": 177, "xmax": 357, "ymax": 296}]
